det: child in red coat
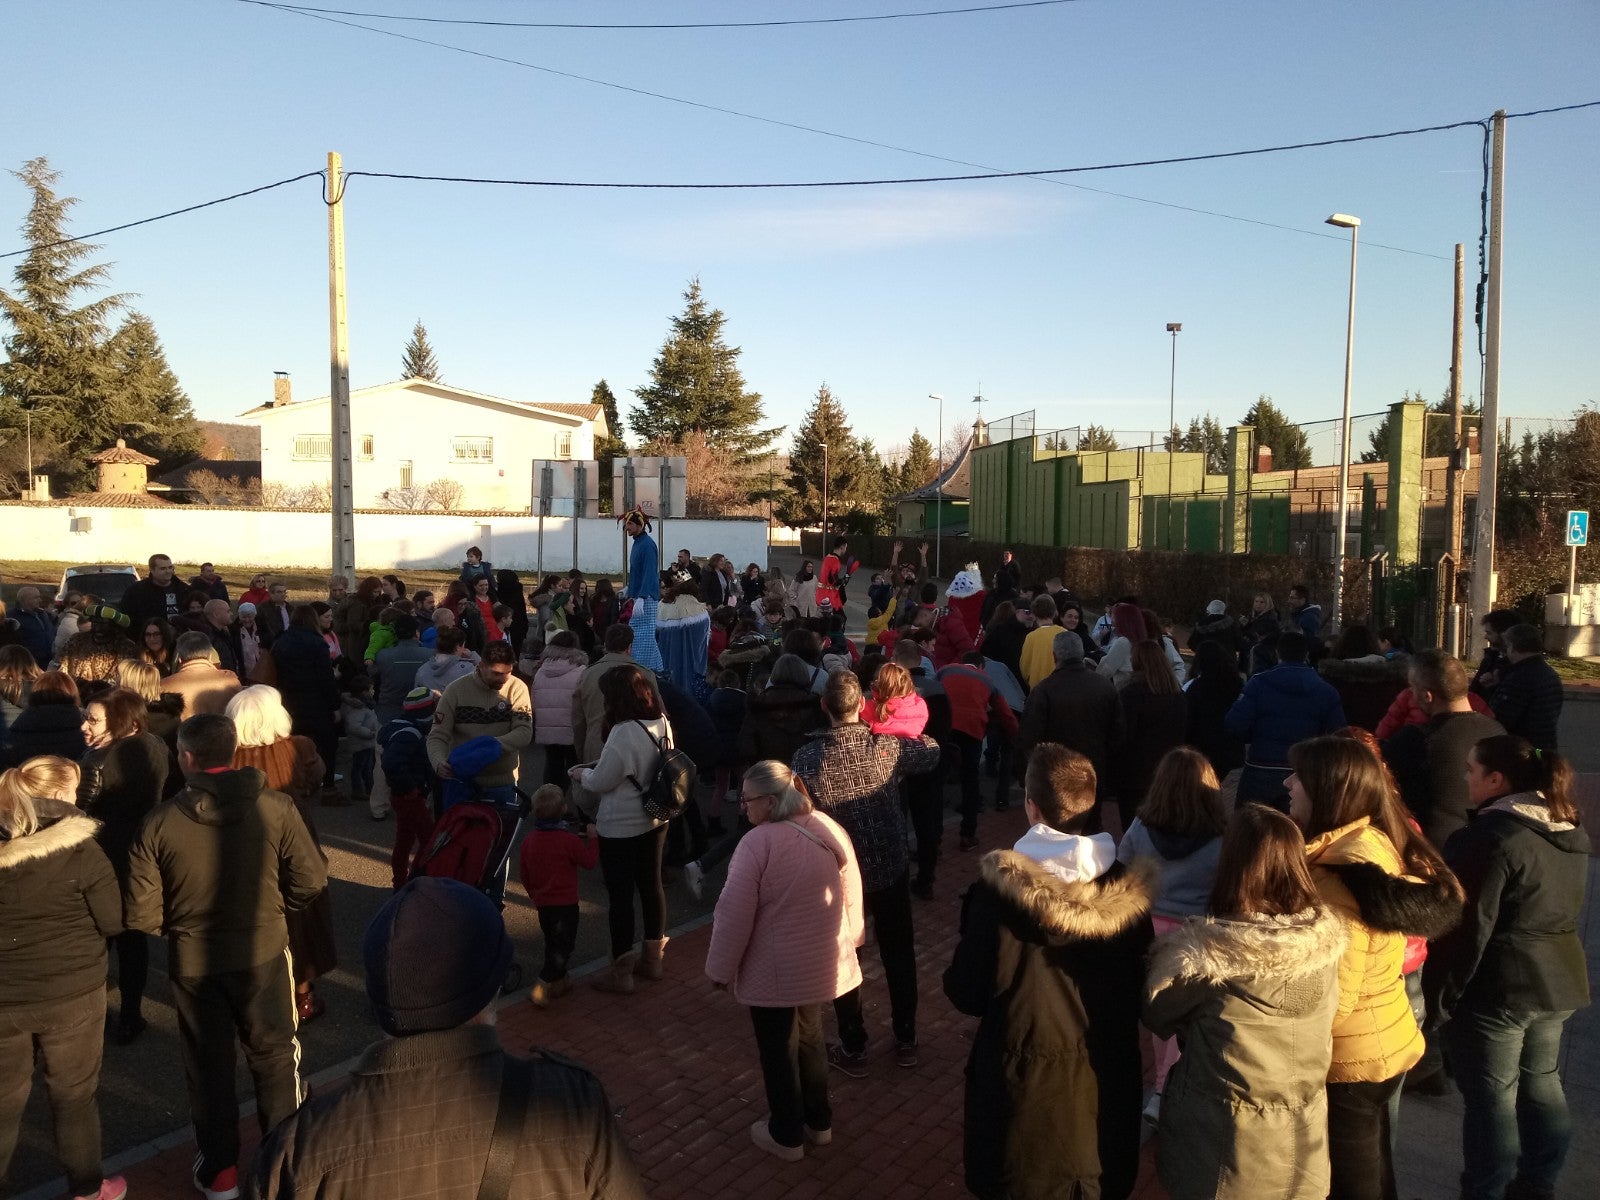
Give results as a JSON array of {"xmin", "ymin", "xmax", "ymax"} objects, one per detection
[{"xmin": 519, "ymin": 784, "xmax": 599, "ymax": 1005}]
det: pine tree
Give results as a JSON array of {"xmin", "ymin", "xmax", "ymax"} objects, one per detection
[
  {"xmin": 1239, "ymin": 395, "xmax": 1311, "ymax": 470},
  {"xmin": 902, "ymin": 429, "xmax": 936, "ymax": 488},
  {"xmin": 1168, "ymin": 414, "xmax": 1228, "ymax": 474},
  {"xmin": 591, "ymin": 378, "xmax": 628, "ymax": 512},
  {"xmin": 1360, "ymin": 389, "xmax": 1481, "ymax": 463},
  {"xmin": 630, "ymin": 278, "xmax": 781, "ymax": 463},
  {"xmin": 778, "ymin": 383, "xmax": 866, "ymax": 528},
  {"xmin": 400, "ymin": 319, "xmax": 441, "ymax": 381},
  {"xmin": 0, "ymin": 157, "xmax": 199, "ymax": 489},
  {"xmin": 1078, "ymin": 424, "xmax": 1119, "ymax": 451},
  {"xmin": 103, "ymin": 312, "xmax": 202, "ymax": 465}
]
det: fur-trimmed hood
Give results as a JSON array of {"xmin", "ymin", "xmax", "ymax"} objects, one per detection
[
  {"xmin": 1317, "ymin": 655, "xmax": 1407, "ymax": 684},
  {"xmin": 1325, "ymin": 861, "xmax": 1464, "ymax": 939},
  {"xmin": 0, "ymin": 798, "xmax": 100, "ymax": 870},
  {"xmin": 1146, "ymin": 907, "xmax": 1347, "ymax": 990},
  {"xmin": 979, "ymin": 849, "xmax": 1157, "ymax": 942}
]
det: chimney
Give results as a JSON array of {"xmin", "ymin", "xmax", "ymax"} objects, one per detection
[
  {"xmin": 1255, "ymin": 444, "xmax": 1274, "ymax": 472},
  {"xmin": 272, "ymin": 371, "xmax": 291, "ymax": 408}
]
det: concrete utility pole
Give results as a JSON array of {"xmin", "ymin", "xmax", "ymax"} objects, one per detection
[
  {"xmin": 1325, "ymin": 213, "xmax": 1361, "ymax": 632},
  {"xmin": 327, "ymin": 151, "xmax": 356, "ymax": 583},
  {"xmin": 1468, "ymin": 112, "xmax": 1506, "ymax": 632}
]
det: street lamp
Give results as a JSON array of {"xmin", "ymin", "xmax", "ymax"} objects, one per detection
[
  {"xmin": 1165, "ymin": 323, "xmax": 1182, "ymax": 548},
  {"xmin": 929, "ymin": 393, "xmax": 945, "ymax": 580},
  {"xmin": 1325, "ymin": 212, "xmax": 1360, "ymax": 631}
]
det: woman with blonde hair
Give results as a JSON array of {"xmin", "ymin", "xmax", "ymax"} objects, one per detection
[
  {"xmin": 705, "ymin": 760, "xmax": 864, "ymax": 1162},
  {"xmin": 859, "ymin": 662, "xmax": 928, "ymax": 738},
  {"xmin": 1286, "ymin": 735, "xmax": 1464, "ymax": 1200},
  {"xmin": 0, "ymin": 756, "xmax": 126, "ymax": 1200},
  {"xmin": 224, "ymin": 686, "xmax": 338, "ymax": 1021},
  {"xmin": 113, "ymin": 659, "xmax": 183, "ymax": 771}
]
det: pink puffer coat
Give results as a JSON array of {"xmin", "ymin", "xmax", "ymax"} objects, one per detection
[
  {"xmin": 705, "ymin": 810, "xmax": 865, "ymax": 1008},
  {"xmin": 530, "ymin": 647, "xmax": 589, "ymax": 747}
]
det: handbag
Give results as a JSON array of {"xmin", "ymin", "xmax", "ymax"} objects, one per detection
[{"xmin": 477, "ymin": 1054, "xmax": 533, "ymax": 1200}]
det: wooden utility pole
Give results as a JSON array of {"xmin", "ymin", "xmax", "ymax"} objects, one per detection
[
  {"xmin": 1446, "ymin": 243, "xmax": 1466, "ymax": 563},
  {"xmin": 1468, "ymin": 112, "xmax": 1505, "ymax": 632},
  {"xmin": 327, "ymin": 151, "xmax": 356, "ymax": 583}
]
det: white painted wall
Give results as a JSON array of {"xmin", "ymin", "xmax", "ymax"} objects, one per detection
[
  {"xmin": 248, "ymin": 382, "xmax": 596, "ymax": 512},
  {"xmin": 0, "ymin": 504, "xmax": 768, "ymax": 574}
]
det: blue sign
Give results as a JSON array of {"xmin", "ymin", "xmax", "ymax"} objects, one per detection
[{"xmin": 1567, "ymin": 510, "xmax": 1589, "ymax": 547}]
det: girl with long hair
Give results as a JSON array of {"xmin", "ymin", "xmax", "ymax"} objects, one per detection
[
  {"xmin": 1095, "ymin": 601, "xmax": 1148, "ymax": 690},
  {"xmin": 1184, "ymin": 639, "xmax": 1245, "ymax": 776},
  {"xmin": 860, "ymin": 662, "xmax": 928, "ymax": 738},
  {"xmin": 568, "ymin": 664, "xmax": 673, "ymax": 993},
  {"xmin": 1111, "ymin": 641, "xmax": 1187, "ymax": 833},
  {"xmin": 589, "ymin": 577, "xmax": 618, "ymax": 643},
  {"xmin": 1424, "ymin": 736, "xmax": 1589, "ymax": 1200},
  {"xmin": 1285, "ymin": 735, "xmax": 1463, "ymax": 1200},
  {"xmin": 1144, "ymin": 805, "xmax": 1346, "ymax": 1199},
  {"xmin": 1117, "ymin": 746, "xmax": 1226, "ymax": 1116},
  {"xmin": 137, "ymin": 617, "xmax": 178, "ymax": 675},
  {"xmin": 2, "ymin": 670, "xmax": 86, "ymax": 767},
  {"xmin": 0, "ymin": 643, "xmax": 41, "ymax": 732}
]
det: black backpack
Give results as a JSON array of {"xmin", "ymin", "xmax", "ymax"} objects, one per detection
[{"xmin": 628, "ymin": 720, "xmax": 698, "ymax": 823}]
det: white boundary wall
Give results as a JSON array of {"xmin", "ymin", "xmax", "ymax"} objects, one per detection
[{"xmin": 0, "ymin": 504, "xmax": 770, "ymax": 574}]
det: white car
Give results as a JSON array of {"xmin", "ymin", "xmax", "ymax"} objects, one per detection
[{"xmin": 56, "ymin": 564, "xmax": 141, "ymax": 606}]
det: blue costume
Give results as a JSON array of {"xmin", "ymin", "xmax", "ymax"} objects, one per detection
[{"xmin": 626, "ymin": 523, "xmax": 664, "ymax": 672}]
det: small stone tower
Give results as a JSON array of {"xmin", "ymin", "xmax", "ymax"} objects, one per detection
[{"xmin": 88, "ymin": 439, "xmax": 161, "ymax": 494}]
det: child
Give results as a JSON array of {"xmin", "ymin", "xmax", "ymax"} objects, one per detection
[
  {"xmin": 938, "ymin": 649, "xmax": 1020, "ymax": 850},
  {"xmin": 1143, "ymin": 805, "xmax": 1344, "ymax": 1200},
  {"xmin": 341, "ymin": 674, "xmax": 380, "ymax": 806},
  {"xmin": 1115, "ymin": 746, "xmax": 1227, "ymax": 1121},
  {"xmin": 942, "ymin": 744, "xmax": 1154, "ymax": 1200},
  {"xmin": 704, "ymin": 668, "xmax": 748, "ymax": 836},
  {"xmin": 363, "ymin": 606, "xmax": 402, "ymax": 664},
  {"xmin": 378, "ymin": 687, "xmax": 438, "ymax": 889},
  {"xmin": 860, "ymin": 663, "xmax": 928, "ymax": 737},
  {"xmin": 518, "ymin": 784, "xmax": 599, "ymax": 1006}
]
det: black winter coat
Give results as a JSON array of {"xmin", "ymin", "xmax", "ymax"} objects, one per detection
[
  {"xmin": 1488, "ymin": 654, "xmax": 1564, "ymax": 752},
  {"xmin": 944, "ymin": 853, "xmax": 1155, "ymax": 1200},
  {"xmin": 1114, "ymin": 684, "xmax": 1186, "ymax": 804},
  {"xmin": 980, "ymin": 618, "xmax": 1029, "ymax": 695},
  {"xmin": 79, "ymin": 730, "xmax": 170, "ymax": 878},
  {"xmin": 737, "ymin": 683, "xmax": 827, "ymax": 764},
  {"xmin": 1425, "ymin": 795, "xmax": 1591, "ymax": 1022},
  {"xmin": 0, "ymin": 798, "xmax": 122, "ymax": 1007},
  {"xmin": 1015, "ymin": 663, "xmax": 1124, "ymax": 797},
  {"xmin": 1184, "ymin": 673, "xmax": 1244, "ymax": 776},
  {"xmin": 1, "ymin": 699, "xmax": 87, "ymax": 767},
  {"xmin": 270, "ymin": 626, "xmax": 341, "ymax": 734}
]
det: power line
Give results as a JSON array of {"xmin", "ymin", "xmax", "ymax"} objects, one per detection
[
  {"xmin": 238, "ymin": 0, "xmax": 1085, "ymax": 30},
  {"xmin": 3, "ymin": 103, "xmax": 1594, "ymax": 261},
  {"xmin": 0, "ymin": 172, "xmax": 327, "ymax": 260}
]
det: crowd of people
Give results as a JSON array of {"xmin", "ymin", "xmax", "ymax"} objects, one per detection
[{"xmin": 0, "ymin": 535, "xmax": 1589, "ymax": 1200}]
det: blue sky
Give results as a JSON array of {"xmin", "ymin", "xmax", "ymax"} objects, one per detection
[{"xmin": 5, "ymin": 0, "xmax": 1597, "ymax": 459}]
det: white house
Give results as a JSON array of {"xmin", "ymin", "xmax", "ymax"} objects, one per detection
[{"xmin": 240, "ymin": 376, "xmax": 607, "ymax": 512}]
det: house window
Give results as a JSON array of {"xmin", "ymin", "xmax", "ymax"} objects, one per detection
[
  {"xmin": 359, "ymin": 434, "xmax": 374, "ymax": 460},
  {"xmin": 452, "ymin": 436, "xmax": 494, "ymax": 463},
  {"xmin": 556, "ymin": 431, "xmax": 573, "ymax": 460},
  {"xmin": 293, "ymin": 434, "xmax": 331, "ymax": 460},
  {"xmin": 398, "ymin": 460, "xmax": 413, "ymax": 489}
]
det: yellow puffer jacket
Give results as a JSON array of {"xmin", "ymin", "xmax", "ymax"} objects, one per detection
[{"xmin": 1305, "ymin": 818, "xmax": 1423, "ymax": 1084}]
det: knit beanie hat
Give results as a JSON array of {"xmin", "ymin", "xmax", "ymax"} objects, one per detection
[
  {"xmin": 86, "ymin": 603, "xmax": 131, "ymax": 628},
  {"xmin": 402, "ymin": 686, "xmax": 437, "ymax": 717},
  {"xmin": 363, "ymin": 878, "xmax": 513, "ymax": 1035},
  {"xmin": 237, "ymin": 602, "xmax": 258, "ymax": 616},
  {"xmin": 1206, "ymin": 600, "xmax": 1227, "ymax": 616}
]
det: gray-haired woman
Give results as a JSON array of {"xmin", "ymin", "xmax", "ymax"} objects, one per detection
[{"xmin": 704, "ymin": 761, "xmax": 864, "ymax": 1162}]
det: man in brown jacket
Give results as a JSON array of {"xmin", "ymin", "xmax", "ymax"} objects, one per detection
[
  {"xmin": 248, "ymin": 877, "xmax": 644, "ymax": 1200},
  {"xmin": 164, "ymin": 631, "xmax": 243, "ymax": 720}
]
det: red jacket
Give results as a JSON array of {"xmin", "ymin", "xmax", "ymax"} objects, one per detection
[
  {"xmin": 519, "ymin": 824, "xmax": 599, "ymax": 907},
  {"xmin": 946, "ymin": 592, "xmax": 985, "ymax": 648},
  {"xmin": 1374, "ymin": 685, "xmax": 1492, "ymax": 741},
  {"xmin": 938, "ymin": 664, "xmax": 1019, "ymax": 741},
  {"xmin": 932, "ymin": 611, "xmax": 976, "ymax": 669}
]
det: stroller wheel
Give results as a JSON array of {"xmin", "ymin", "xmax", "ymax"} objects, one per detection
[{"xmin": 501, "ymin": 962, "xmax": 524, "ymax": 994}]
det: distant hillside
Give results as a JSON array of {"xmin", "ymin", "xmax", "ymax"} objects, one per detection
[{"xmin": 199, "ymin": 421, "xmax": 260, "ymax": 461}]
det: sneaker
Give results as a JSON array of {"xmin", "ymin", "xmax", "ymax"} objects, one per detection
[
  {"xmin": 804, "ymin": 1125, "xmax": 832, "ymax": 1146},
  {"xmin": 894, "ymin": 1041, "xmax": 919, "ymax": 1069},
  {"xmin": 827, "ymin": 1043, "xmax": 868, "ymax": 1078},
  {"xmin": 750, "ymin": 1119, "xmax": 804, "ymax": 1162},
  {"xmin": 76, "ymin": 1177, "xmax": 127, "ymax": 1200},
  {"xmin": 194, "ymin": 1160, "xmax": 240, "ymax": 1200},
  {"xmin": 1142, "ymin": 1091, "xmax": 1162, "ymax": 1125},
  {"xmin": 684, "ymin": 860, "xmax": 705, "ymax": 900},
  {"xmin": 958, "ymin": 834, "xmax": 978, "ymax": 851}
]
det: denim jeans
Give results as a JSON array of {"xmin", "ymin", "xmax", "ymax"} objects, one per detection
[
  {"xmin": 0, "ymin": 986, "xmax": 107, "ymax": 1197},
  {"xmin": 1326, "ymin": 1075, "xmax": 1403, "ymax": 1200},
  {"xmin": 1446, "ymin": 1007, "xmax": 1576, "ymax": 1200},
  {"xmin": 750, "ymin": 1005, "xmax": 830, "ymax": 1148}
]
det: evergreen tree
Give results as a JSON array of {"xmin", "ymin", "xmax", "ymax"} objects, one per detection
[
  {"xmin": 591, "ymin": 378, "xmax": 628, "ymax": 512},
  {"xmin": 400, "ymin": 319, "xmax": 441, "ymax": 381},
  {"xmin": 902, "ymin": 429, "xmax": 936, "ymax": 488},
  {"xmin": 778, "ymin": 383, "xmax": 866, "ymax": 527},
  {"xmin": 102, "ymin": 312, "xmax": 202, "ymax": 464},
  {"xmin": 1238, "ymin": 394, "xmax": 1311, "ymax": 470},
  {"xmin": 0, "ymin": 157, "xmax": 198, "ymax": 489},
  {"xmin": 1166, "ymin": 414, "xmax": 1228, "ymax": 474},
  {"xmin": 630, "ymin": 278, "xmax": 781, "ymax": 462},
  {"xmin": 1077, "ymin": 424, "xmax": 1119, "ymax": 451},
  {"xmin": 1360, "ymin": 389, "xmax": 1481, "ymax": 463}
]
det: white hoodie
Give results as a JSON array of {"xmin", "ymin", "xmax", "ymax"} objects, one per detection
[{"xmin": 1011, "ymin": 823, "xmax": 1117, "ymax": 884}]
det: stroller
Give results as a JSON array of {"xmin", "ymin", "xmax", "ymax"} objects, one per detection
[{"xmin": 411, "ymin": 735, "xmax": 533, "ymax": 992}]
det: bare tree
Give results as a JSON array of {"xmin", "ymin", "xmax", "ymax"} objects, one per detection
[{"xmin": 424, "ymin": 477, "xmax": 465, "ymax": 511}]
